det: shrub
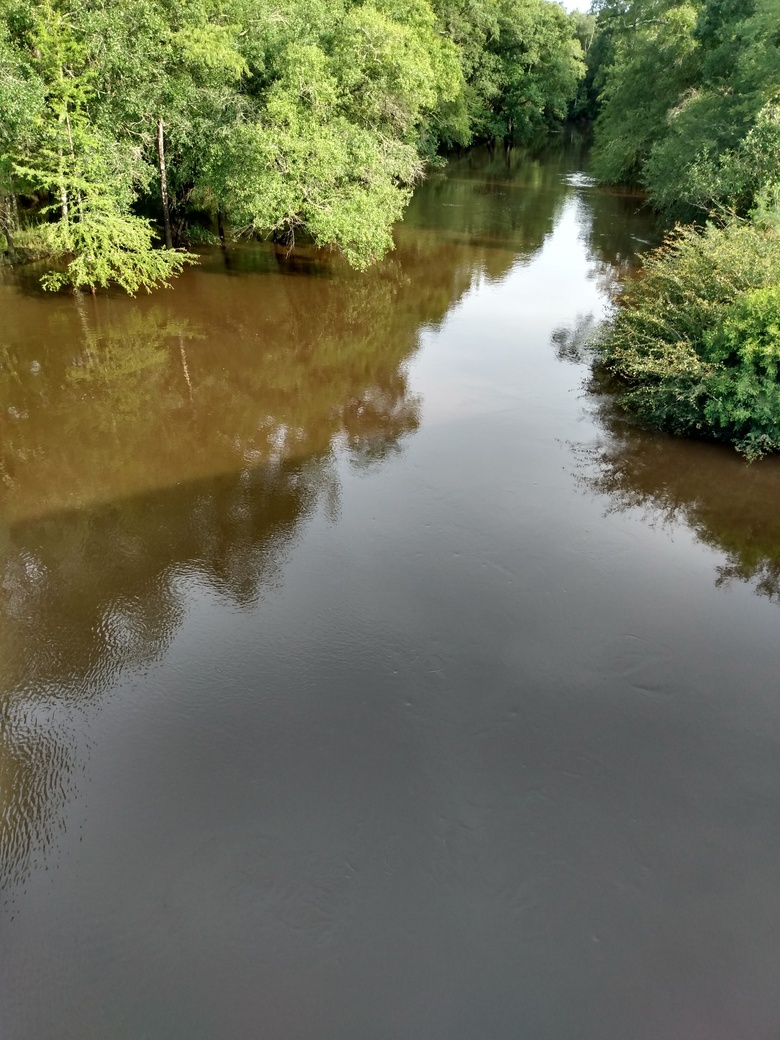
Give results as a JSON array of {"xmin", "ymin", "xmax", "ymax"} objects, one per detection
[
  {"xmin": 39, "ymin": 208, "xmax": 197, "ymax": 295},
  {"xmin": 594, "ymin": 220, "xmax": 780, "ymax": 459}
]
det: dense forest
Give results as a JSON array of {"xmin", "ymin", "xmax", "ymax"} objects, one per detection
[
  {"xmin": 588, "ymin": 0, "xmax": 780, "ymax": 457},
  {"xmin": 0, "ymin": 0, "xmax": 585, "ymax": 290}
]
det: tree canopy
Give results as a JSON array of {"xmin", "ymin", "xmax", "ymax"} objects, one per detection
[
  {"xmin": 0, "ymin": 0, "xmax": 586, "ymax": 290},
  {"xmin": 590, "ymin": 0, "xmax": 780, "ymax": 219}
]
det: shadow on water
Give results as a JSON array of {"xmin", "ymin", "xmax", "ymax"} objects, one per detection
[{"xmin": 0, "ymin": 457, "xmax": 337, "ymax": 890}]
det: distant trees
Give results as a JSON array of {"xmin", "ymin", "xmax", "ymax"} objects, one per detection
[
  {"xmin": 590, "ymin": 0, "xmax": 780, "ymax": 219},
  {"xmin": 0, "ymin": 0, "xmax": 585, "ymax": 290},
  {"xmin": 433, "ymin": 0, "xmax": 585, "ymax": 146}
]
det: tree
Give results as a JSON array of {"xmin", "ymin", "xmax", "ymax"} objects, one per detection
[
  {"xmin": 431, "ymin": 0, "xmax": 586, "ymax": 146},
  {"xmin": 0, "ymin": 11, "xmax": 44, "ymax": 259},
  {"xmin": 591, "ymin": 0, "xmax": 701, "ymax": 187},
  {"xmin": 490, "ymin": 0, "xmax": 585, "ymax": 144},
  {"xmin": 201, "ymin": 0, "xmax": 462, "ymax": 267},
  {"xmin": 0, "ymin": 0, "xmax": 588, "ymax": 288},
  {"xmin": 5, "ymin": 0, "xmax": 195, "ymax": 291},
  {"xmin": 591, "ymin": 0, "xmax": 780, "ymax": 217},
  {"xmin": 643, "ymin": 0, "xmax": 780, "ymax": 217}
]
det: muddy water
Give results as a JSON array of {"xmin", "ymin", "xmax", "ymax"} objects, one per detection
[{"xmin": 2, "ymin": 141, "xmax": 780, "ymax": 1040}]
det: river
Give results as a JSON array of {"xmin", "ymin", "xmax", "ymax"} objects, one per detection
[{"xmin": 2, "ymin": 139, "xmax": 780, "ymax": 1040}]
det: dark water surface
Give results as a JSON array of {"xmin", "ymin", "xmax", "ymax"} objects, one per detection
[{"xmin": 2, "ymin": 142, "xmax": 780, "ymax": 1040}]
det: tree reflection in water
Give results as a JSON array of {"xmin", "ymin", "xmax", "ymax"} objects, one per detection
[
  {"xmin": 0, "ymin": 273, "xmax": 427, "ymax": 889},
  {"xmin": 0, "ymin": 136, "xmax": 657, "ymax": 894},
  {"xmin": 577, "ymin": 399, "xmax": 780, "ymax": 604}
]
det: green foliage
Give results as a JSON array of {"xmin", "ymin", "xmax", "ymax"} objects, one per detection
[
  {"xmin": 595, "ymin": 220, "xmax": 780, "ymax": 458},
  {"xmin": 670, "ymin": 101, "xmax": 780, "ymax": 219},
  {"xmin": 591, "ymin": 0, "xmax": 780, "ymax": 218},
  {"xmin": 1, "ymin": 0, "xmax": 584, "ymax": 288},
  {"xmin": 568, "ymin": 11, "xmax": 599, "ymax": 120},
  {"xmin": 0, "ymin": 18, "xmax": 44, "ymax": 161},
  {"xmin": 591, "ymin": 0, "xmax": 701, "ymax": 187},
  {"xmin": 3, "ymin": 0, "xmax": 194, "ymax": 289},
  {"xmin": 11, "ymin": 224, "xmax": 51, "ymax": 258},
  {"xmin": 431, "ymin": 0, "xmax": 585, "ymax": 146},
  {"xmin": 492, "ymin": 0, "xmax": 585, "ymax": 143},
  {"xmin": 199, "ymin": 32, "xmax": 428, "ymax": 268},
  {"xmin": 39, "ymin": 208, "xmax": 196, "ymax": 294},
  {"xmin": 206, "ymin": 2, "xmax": 459, "ymax": 265}
]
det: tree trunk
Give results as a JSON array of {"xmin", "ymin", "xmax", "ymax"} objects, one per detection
[
  {"xmin": 60, "ymin": 183, "xmax": 70, "ymax": 229},
  {"xmin": 64, "ymin": 105, "xmax": 84, "ymax": 218},
  {"xmin": 1, "ymin": 195, "xmax": 16, "ymax": 262},
  {"xmin": 157, "ymin": 117, "xmax": 173, "ymax": 250}
]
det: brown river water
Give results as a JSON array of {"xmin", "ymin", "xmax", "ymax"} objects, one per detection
[{"xmin": 2, "ymin": 140, "xmax": 780, "ymax": 1040}]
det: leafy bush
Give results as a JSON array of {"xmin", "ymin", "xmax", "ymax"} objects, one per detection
[
  {"xmin": 594, "ymin": 220, "xmax": 780, "ymax": 459},
  {"xmin": 39, "ymin": 208, "xmax": 197, "ymax": 295}
]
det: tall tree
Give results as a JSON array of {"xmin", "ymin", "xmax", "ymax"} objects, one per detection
[
  {"xmin": 5, "ymin": 0, "xmax": 194, "ymax": 290},
  {"xmin": 591, "ymin": 0, "xmax": 780, "ymax": 217}
]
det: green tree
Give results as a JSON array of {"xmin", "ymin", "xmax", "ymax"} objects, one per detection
[
  {"xmin": 201, "ymin": 0, "xmax": 461, "ymax": 267},
  {"xmin": 492, "ymin": 0, "xmax": 585, "ymax": 144},
  {"xmin": 591, "ymin": 0, "xmax": 701, "ymax": 187},
  {"xmin": 591, "ymin": 0, "xmax": 780, "ymax": 217},
  {"xmin": 6, "ymin": 0, "xmax": 195, "ymax": 290},
  {"xmin": 432, "ymin": 0, "xmax": 585, "ymax": 146},
  {"xmin": 644, "ymin": 0, "xmax": 780, "ymax": 217},
  {"xmin": 81, "ymin": 0, "xmax": 249, "ymax": 246},
  {"xmin": 0, "ymin": 11, "xmax": 44, "ymax": 258}
]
